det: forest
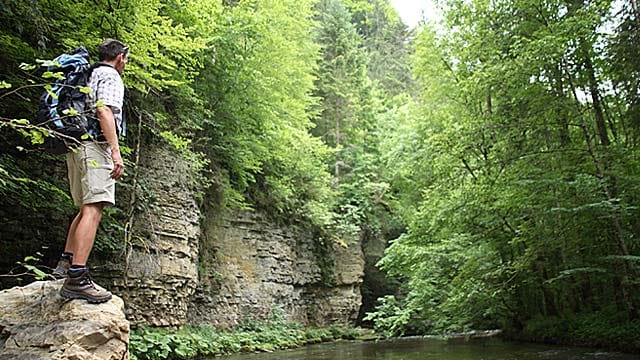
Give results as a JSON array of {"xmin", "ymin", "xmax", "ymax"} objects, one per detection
[{"xmin": 1, "ymin": 0, "xmax": 640, "ymax": 352}]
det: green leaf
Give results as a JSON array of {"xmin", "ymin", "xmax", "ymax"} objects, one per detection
[
  {"xmin": 62, "ymin": 108, "xmax": 79, "ymax": 116},
  {"xmin": 36, "ymin": 59, "xmax": 61, "ymax": 67},
  {"xmin": 89, "ymin": 160, "xmax": 99, "ymax": 168},
  {"xmin": 42, "ymin": 71, "xmax": 65, "ymax": 80},
  {"xmin": 45, "ymin": 84, "xmax": 58, "ymax": 99},
  {"xmin": 13, "ymin": 119, "xmax": 30, "ymax": 125},
  {"xmin": 78, "ymin": 86, "xmax": 92, "ymax": 94},
  {"xmin": 29, "ymin": 129, "xmax": 45, "ymax": 145},
  {"xmin": 33, "ymin": 268, "xmax": 48, "ymax": 280},
  {"xmin": 0, "ymin": 81, "xmax": 11, "ymax": 89},
  {"xmin": 160, "ymin": 131, "xmax": 191, "ymax": 151},
  {"xmin": 19, "ymin": 63, "xmax": 37, "ymax": 71}
]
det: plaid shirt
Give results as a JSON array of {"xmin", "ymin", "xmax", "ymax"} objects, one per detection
[{"xmin": 86, "ymin": 64, "xmax": 125, "ymax": 138}]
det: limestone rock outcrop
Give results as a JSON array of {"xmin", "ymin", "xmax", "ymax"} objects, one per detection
[
  {"xmin": 99, "ymin": 147, "xmax": 201, "ymax": 327},
  {"xmin": 94, "ymin": 146, "xmax": 365, "ymax": 329},
  {"xmin": 0, "ymin": 280, "xmax": 129, "ymax": 360},
  {"xmin": 188, "ymin": 211, "xmax": 365, "ymax": 328}
]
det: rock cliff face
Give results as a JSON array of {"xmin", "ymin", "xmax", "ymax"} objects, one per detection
[
  {"xmin": 100, "ymin": 147, "xmax": 201, "ymax": 327},
  {"xmin": 98, "ymin": 146, "xmax": 364, "ymax": 328},
  {"xmin": 0, "ymin": 146, "xmax": 365, "ymax": 360},
  {"xmin": 0, "ymin": 280, "xmax": 129, "ymax": 360},
  {"xmin": 188, "ymin": 212, "xmax": 364, "ymax": 328}
]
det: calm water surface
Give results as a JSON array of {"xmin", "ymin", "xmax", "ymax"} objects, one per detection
[{"xmin": 217, "ymin": 338, "xmax": 638, "ymax": 360}]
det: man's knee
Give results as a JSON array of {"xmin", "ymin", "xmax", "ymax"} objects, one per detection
[{"xmin": 80, "ymin": 202, "xmax": 106, "ymax": 220}]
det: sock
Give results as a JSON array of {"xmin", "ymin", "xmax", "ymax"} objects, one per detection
[
  {"xmin": 68, "ymin": 265, "xmax": 87, "ymax": 277},
  {"xmin": 61, "ymin": 252, "xmax": 73, "ymax": 261}
]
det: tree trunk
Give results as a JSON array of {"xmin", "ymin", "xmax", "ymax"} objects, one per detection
[
  {"xmin": 335, "ymin": 98, "xmax": 341, "ymax": 179},
  {"xmin": 565, "ymin": 61, "xmax": 638, "ymax": 318},
  {"xmin": 553, "ymin": 64, "xmax": 571, "ymax": 146},
  {"xmin": 583, "ymin": 50, "xmax": 610, "ymax": 146}
]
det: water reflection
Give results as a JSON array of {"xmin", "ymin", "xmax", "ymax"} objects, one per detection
[{"xmin": 216, "ymin": 337, "xmax": 637, "ymax": 360}]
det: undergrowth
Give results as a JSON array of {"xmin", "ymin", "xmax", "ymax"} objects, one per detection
[
  {"xmin": 130, "ymin": 316, "xmax": 359, "ymax": 360},
  {"xmin": 515, "ymin": 311, "xmax": 640, "ymax": 352}
]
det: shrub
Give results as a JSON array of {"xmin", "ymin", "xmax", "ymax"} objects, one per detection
[{"xmin": 130, "ymin": 322, "xmax": 360, "ymax": 360}]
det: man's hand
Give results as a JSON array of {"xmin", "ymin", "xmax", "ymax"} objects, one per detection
[{"xmin": 111, "ymin": 148, "xmax": 124, "ymax": 180}]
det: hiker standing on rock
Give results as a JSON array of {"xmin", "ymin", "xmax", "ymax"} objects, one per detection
[{"xmin": 52, "ymin": 39, "xmax": 128, "ymax": 304}]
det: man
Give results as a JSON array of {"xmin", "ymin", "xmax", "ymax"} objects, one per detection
[{"xmin": 52, "ymin": 39, "xmax": 128, "ymax": 304}]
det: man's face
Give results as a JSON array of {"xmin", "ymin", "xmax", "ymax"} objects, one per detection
[{"xmin": 115, "ymin": 52, "xmax": 127, "ymax": 75}]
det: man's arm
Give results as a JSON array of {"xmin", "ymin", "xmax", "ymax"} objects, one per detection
[{"xmin": 96, "ymin": 106, "xmax": 124, "ymax": 181}]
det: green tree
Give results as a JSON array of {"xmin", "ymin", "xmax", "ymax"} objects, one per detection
[
  {"xmin": 344, "ymin": 0, "xmax": 414, "ymax": 96},
  {"xmin": 370, "ymin": 0, "xmax": 640, "ymax": 336},
  {"xmin": 313, "ymin": 0, "xmax": 369, "ymax": 180}
]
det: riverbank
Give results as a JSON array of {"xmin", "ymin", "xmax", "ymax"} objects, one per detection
[
  {"xmin": 129, "ymin": 312, "xmax": 640, "ymax": 359},
  {"xmin": 503, "ymin": 313, "xmax": 640, "ymax": 353},
  {"xmin": 129, "ymin": 321, "xmax": 359, "ymax": 360}
]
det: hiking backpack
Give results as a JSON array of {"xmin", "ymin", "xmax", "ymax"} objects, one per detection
[{"xmin": 37, "ymin": 46, "xmax": 100, "ymax": 155}]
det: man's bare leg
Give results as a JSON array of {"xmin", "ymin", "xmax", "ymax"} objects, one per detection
[
  {"xmin": 52, "ymin": 212, "xmax": 83, "ymax": 279},
  {"xmin": 60, "ymin": 202, "xmax": 112, "ymax": 303},
  {"xmin": 70, "ymin": 203, "xmax": 104, "ymax": 266},
  {"xmin": 64, "ymin": 212, "xmax": 82, "ymax": 253}
]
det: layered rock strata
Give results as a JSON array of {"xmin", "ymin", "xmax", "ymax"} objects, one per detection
[
  {"xmin": 101, "ymin": 147, "xmax": 201, "ymax": 327},
  {"xmin": 188, "ymin": 212, "xmax": 365, "ymax": 327},
  {"xmin": 97, "ymin": 147, "xmax": 364, "ymax": 328}
]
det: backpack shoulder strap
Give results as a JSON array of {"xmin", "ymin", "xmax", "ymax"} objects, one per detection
[
  {"xmin": 91, "ymin": 62, "xmax": 115, "ymax": 70},
  {"xmin": 85, "ymin": 61, "xmax": 114, "ymax": 80}
]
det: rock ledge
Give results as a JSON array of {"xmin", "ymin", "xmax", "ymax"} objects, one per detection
[{"xmin": 0, "ymin": 280, "xmax": 129, "ymax": 360}]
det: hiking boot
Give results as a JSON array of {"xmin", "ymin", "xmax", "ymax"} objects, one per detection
[
  {"xmin": 60, "ymin": 268, "xmax": 112, "ymax": 304},
  {"xmin": 52, "ymin": 258, "xmax": 71, "ymax": 279}
]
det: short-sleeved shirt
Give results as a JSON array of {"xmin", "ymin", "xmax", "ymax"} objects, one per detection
[{"xmin": 86, "ymin": 63, "xmax": 125, "ymax": 138}]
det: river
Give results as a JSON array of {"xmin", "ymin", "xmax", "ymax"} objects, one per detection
[{"xmin": 216, "ymin": 337, "xmax": 638, "ymax": 360}]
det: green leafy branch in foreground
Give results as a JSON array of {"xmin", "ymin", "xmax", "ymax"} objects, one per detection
[
  {"xmin": 0, "ymin": 61, "xmax": 107, "ymax": 149},
  {"xmin": 0, "ymin": 254, "xmax": 51, "ymax": 281},
  {"xmin": 130, "ymin": 322, "xmax": 359, "ymax": 360}
]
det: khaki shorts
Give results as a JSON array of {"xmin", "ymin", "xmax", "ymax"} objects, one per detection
[{"xmin": 66, "ymin": 142, "xmax": 115, "ymax": 207}]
